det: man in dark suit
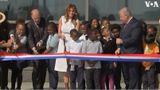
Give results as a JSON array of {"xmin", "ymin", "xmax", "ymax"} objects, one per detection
[
  {"xmin": 27, "ymin": 9, "xmax": 48, "ymax": 89},
  {"xmin": 115, "ymin": 7, "xmax": 143, "ymax": 89}
]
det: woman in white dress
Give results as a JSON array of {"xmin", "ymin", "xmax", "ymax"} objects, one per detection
[{"xmin": 55, "ymin": 4, "xmax": 80, "ymax": 89}]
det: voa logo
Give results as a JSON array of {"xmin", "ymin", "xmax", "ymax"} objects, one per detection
[{"xmin": 145, "ymin": 0, "xmax": 159, "ymax": 7}]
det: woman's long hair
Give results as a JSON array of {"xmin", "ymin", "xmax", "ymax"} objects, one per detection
[{"xmin": 64, "ymin": 4, "xmax": 78, "ymax": 23}]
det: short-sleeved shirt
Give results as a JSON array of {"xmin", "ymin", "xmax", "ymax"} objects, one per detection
[
  {"xmin": 46, "ymin": 34, "xmax": 59, "ymax": 53},
  {"xmin": 66, "ymin": 39, "xmax": 83, "ymax": 65},
  {"xmin": 16, "ymin": 35, "xmax": 27, "ymax": 53},
  {"xmin": 144, "ymin": 42, "xmax": 159, "ymax": 54},
  {"xmin": 82, "ymin": 39, "xmax": 103, "ymax": 69},
  {"xmin": 79, "ymin": 34, "xmax": 87, "ymax": 41},
  {"xmin": 19, "ymin": 36, "xmax": 27, "ymax": 44},
  {"xmin": 142, "ymin": 42, "xmax": 159, "ymax": 68}
]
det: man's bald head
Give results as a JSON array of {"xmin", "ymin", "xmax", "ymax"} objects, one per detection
[
  {"xmin": 119, "ymin": 7, "xmax": 132, "ymax": 24},
  {"xmin": 31, "ymin": 9, "xmax": 41, "ymax": 24}
]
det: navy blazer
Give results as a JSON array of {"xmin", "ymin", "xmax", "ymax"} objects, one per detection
[{"xmin": 120, "ymin": 17, "xmax": 143, "ymax": 54}]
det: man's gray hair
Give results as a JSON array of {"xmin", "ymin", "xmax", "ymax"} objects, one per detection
[
  {"xmin": 31, "ymin": 9, "xmax": 40, "ymax": 16},
  {"xmin": 119, "ymin": 7, "xmax": 132, "ymax": 17}
]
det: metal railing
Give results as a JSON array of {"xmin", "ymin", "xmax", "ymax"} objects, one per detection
[{"xmin": 7, "ymin": 20, "xmax": 160, "ymax": 25}]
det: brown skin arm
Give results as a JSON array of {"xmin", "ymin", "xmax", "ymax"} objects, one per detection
[
  {"xmin": 43, "ymin": 47, "xmax": 53, "ymax": 54},
  {"xmin": 75, "ymin": 19, "xmax": 80, "ymax": 30},
  {"xmin": 58, "ymin": 17, "xmax": 63, "ymax": 37},
  {"xmin": 16, "ymin": 43, "xmax": 23, "ymax": 49},
  {"xmin": 0, "ymin": 39, "xmax": 13, "ymax": 48}
]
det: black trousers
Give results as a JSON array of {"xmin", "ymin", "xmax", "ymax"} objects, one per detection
[
  {"xmin": 143, "ymin": 65, "xmax": 156, "ymax": 89},
  {"xmin": 68, "ymin": 65, "xmax": 85, "ymax": 89},
  {"xmin": 47, "ymin": 59, "xmax": 58, "ymax": 89},
  {"xmin": 0, "ymin": 63, "xmax": 2, "ymax": 87},
  {"xmin": 32, "ymin": 60, "xmax": 47, "ymax": 89},
  {"xmin": 10, "ymin": 61, "xmax": 25, "ymax": 89},
  {"xmin": 121, "ymin": 62, "xmax": 129, "ymax": 89},
  {"xmin": 122, "ymin": 62, "xmax": 141, "ymax": 89},
  {"xmin": 1, "ymin": 61, "xmax": 10, "ymax": 89},
  {"xmin": 114, "ymin": 62, "xmax": 121, "ymax": 89},
  {"xmin": 11, "ymin": 67, "xmax": 23, "ymax": 89},
  {"xmin": 85, "ymin": 69, "xmax": 101, "ymax": 89}
]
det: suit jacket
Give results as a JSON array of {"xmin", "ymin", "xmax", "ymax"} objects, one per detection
[
  {"xmin": 120, "ymin": 17, "xmax": 143, "ymax": 54},
  {"xmin": 0, "ymin": 21, "xmax": 10, "ymax": 42},
  {"xmin": 27, "ymin": 17, "xmax": 48, "ymax": 51},
  {"xmin": 100, "ymin": 36, "xmax": 117, "ymax": 73}
]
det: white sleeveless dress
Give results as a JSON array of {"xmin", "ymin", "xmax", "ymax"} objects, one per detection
[{"xmin": 55, "ymin": 16, "xmax": 75, "ymax": 72}]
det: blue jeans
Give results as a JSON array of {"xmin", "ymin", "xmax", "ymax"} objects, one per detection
[
  {"xmin": 47, "ymin": 59, "xmax": 58, "ymax": 89},
  {"xmin": 68, "ymin": 65, "xmax": 85, "ymax": 89},
  {"xmin": 143, "ymin": 65, "xmax": 156, "ymax": 89}
]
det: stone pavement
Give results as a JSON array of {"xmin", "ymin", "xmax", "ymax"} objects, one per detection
[
  {"xmin": 5, "ymin": 67, "xmax": 160, "ymax": 89},
  {"xmin": 7, "ymin": 82, "xmax": 126, "ymax": 89},
  {"xmin": 6, "ymin": 67, "xmax": 126, "ymax": 89}
]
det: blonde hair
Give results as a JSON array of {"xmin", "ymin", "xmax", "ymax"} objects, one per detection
[{"xmin": 65, "ymin": 4, "xmax": 78, "ymax": 22}]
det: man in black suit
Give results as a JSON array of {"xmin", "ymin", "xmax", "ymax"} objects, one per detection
[
  {"xmin": 115, "ymin": 7, "xmax": 143, "ymax": 89},
  {"xmin": 27, "ymin": 9, "xmax": 48, "ymax": 89}
]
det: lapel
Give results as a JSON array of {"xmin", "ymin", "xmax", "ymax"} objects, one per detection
[
  {"xmin": 30, "ymin": 20, "xmax": 38, "ymax": 31},
  {"xmin": 31, "ymin": 20, "xmax": 42, "ymax": 39},
  {"xmin": 124, "ymin": 17, "xmax": 135, "ymax": 30},
  {"xmin": 122, "ymin": 17, "xmax": 136, "ymax": 34}
]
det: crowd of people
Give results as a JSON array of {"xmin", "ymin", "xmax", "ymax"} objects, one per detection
[{"xmin": 0, "ymin": 3, "xmax": 160, "ymax": 90}]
